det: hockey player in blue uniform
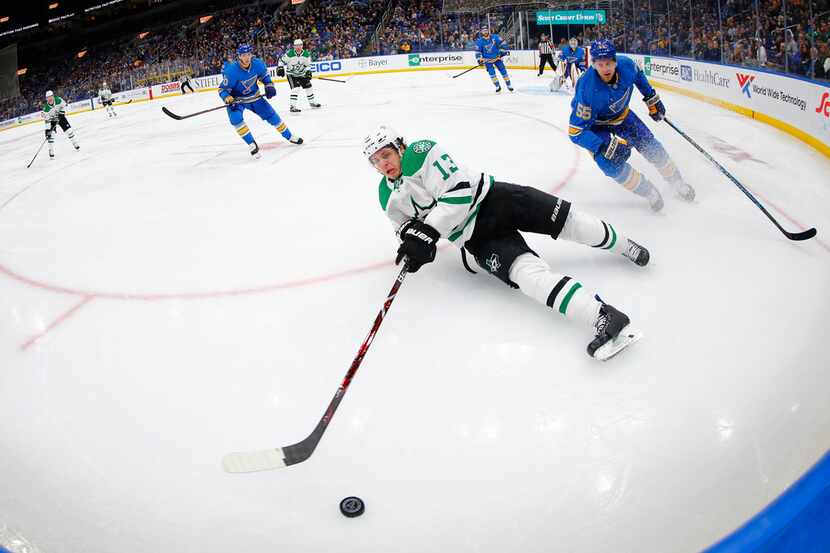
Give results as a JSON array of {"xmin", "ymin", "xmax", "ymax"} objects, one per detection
[
  {"xmin": 568, "ymin": 40, "xmax": 695, "ymax": 211},
  {"xmin": 475, "ymin": 27, "xmax": 513, "ymax": 93},
  {"xmin": 559, "ymin": 38, "xmax": 587, "ymax": 90},
  {"xmin": 219, "ymin": 44, "xmax": 303, "ymax": 158}
]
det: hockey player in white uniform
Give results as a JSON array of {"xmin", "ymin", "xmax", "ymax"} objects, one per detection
[
  {"xmin": 98, "ymin": 82, "xmax": 117, "ymax": 117},
  {"xmin": 363, "ymin": 125, "xmax": 647, "ymax": 360},
  {"xmin": 42, "ymin": 90, "xmax": 80, "ymax": 159},
  {"xmin": 277, "ymin": 39, "xmax": 320, "ymax": 113}
]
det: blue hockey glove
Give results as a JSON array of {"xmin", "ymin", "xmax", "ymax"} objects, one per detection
[
  {"xmin": 265, "ymin": 84, "xmax": 276, "ymax": 99},
  {"xmin": 643, "ymin": 92, "xmax": 666, "ymax": 121}
]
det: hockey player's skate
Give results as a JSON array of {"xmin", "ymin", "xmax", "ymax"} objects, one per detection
[
  {"xmin": 289, "ymin": 136, "xmax": 304, "ymax": 145},
  {"xmin": 645, "ymin": 184, "xmax": 664, "ymax": 212},
  {"xmin": 309, "ymin": 102, "xmax": 322, "ymax": 108},
  {"xmin": 623, "ymin": 239, "xmax": 650, "ymax": 267},
  {"xmin": 74, "ymin": 144, "xmax": 80, "ymax": 151},
  {"xmin": 507, "ymin": 85, "xmax": 514, "ymax": 92},
  {"xmin": 670, "ymin": 177, "xmax": 696, "ymax": 201},
  {"xmin": 290, "ymin": 106, "xmax": 301, "ymax": 113},
  {"xmin": 588, "ymin": 302, "xmax": 642, "ymax": 361},
  {"xmin": 249, "ymin": 141, "xmax": 261, "ymax": 159}
]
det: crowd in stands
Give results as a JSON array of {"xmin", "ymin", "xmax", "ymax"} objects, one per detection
[
  {"xmin": 1, "ymin": 0, "xmax": 385, "ymax": 120},
  {"xmin": 596, "ymin": 0, "xmax": 830, "ymax": 79},
  {"xmin": 2, "ymin": 0, "xmax": 828, "ymax": 120}
]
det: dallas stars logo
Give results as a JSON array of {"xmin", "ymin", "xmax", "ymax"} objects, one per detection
[
  {"xmin": 410, "ymin": 140, "xmax": 433, "ymax": 154},
  {"xmin": 410, "ymin": 197, "xmax": 436, "ymax": 217}
]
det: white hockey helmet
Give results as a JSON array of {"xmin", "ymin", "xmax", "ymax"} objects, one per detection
[
  {"xmin": 102, "ymin": 81, "xmax": 107, "ymax": 87},
  {"xmin": 293, "ymin": 39, "xmax": 303, "ymax": 46},
  {"xmin": 45, "ymin": 90, "xmax": 54, "ymax": 98},
  {"xmin": 363, "ymin": 125, "xmax": 405, "ymax": 161},
  {"xmin": 569, "ymin": 37, "xmax": 579, "ymax": 48}
]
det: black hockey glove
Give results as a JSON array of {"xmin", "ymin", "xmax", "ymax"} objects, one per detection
[
  {"xmin": 643, "ymin": 92, "xmax": 666, "ymax": 121},
  {"xmin": 597, "ymin": 134, "xmax": 632, "ymax": 164},
  {"xmin": 265, "ymin": 84, "xmax": 276, "ymax": 99},
  {"xmin": 395, "ymin": 219, "xmax": 440, "ymax": 273},
  {"xmin": 305, "ymin": 70, "xmax": 312, "ymax": 79},
  {"xmin": 276, "ymin": 67, "xmax": 285, "ymax": 77},
  {"xmin": 44, "ymin": 128, "xmax": 51, "ymax": 139}
]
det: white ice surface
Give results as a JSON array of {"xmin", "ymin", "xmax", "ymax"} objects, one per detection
[{"xmin": 1, "ymin": 69, "xmax": 829, "ymax": 553}]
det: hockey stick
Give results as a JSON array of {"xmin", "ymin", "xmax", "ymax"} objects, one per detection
[
  {"xmin": 316, "ymin": 76, "xmax": 347, "ymax": 83},
  {"xmin": 451, "ymin": 65, "xmax": 482, "ymax": 78},
  {"xmin": 223, "ymin": 261, "xmax": 410, "ymax": 473},
  {"xmin": 161, "ymin": 95, "xmax": 262, "ymax": 121},
  {"xmin": 26, "ymin": 137, "xmax": 47, "ymax": 168},
  {"xmin": 664, "ymin": 117, "xmax": 816, "ymax": 241}
]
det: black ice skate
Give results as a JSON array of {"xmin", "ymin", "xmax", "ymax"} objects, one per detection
[
  {"xmin": 309, "ymin": 102, "xmax": 322, "ymax": 108},
  {"xmin": 624, "ymin": 239, "xmax": 650, "ymax": 267},
  {"xmin": 588, "ymin": 301, "xmax": 642, "ymax": 361},
  {"xmin": 289, "ymin": 136, "xmax": 304, "ymax": 145},
  {"xmin": 290, "ymin": 106, "xmax": 301, "ymax": 113},
  {"xmin": 249, "ymin": 141, "xmax": 261, "ymax": 159}
]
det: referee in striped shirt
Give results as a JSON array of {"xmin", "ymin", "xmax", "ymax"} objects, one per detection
[{"xmin": 538, "ymin": 34, "xmax": 557, "ymax": 76}]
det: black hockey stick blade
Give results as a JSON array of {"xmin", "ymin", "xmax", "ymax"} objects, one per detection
[
  {"xmin": 782, "ymin": 227, "xmax": 817, "ymax": 241},
  {"xmin": 316, "ymin": 76, "xmax": 346, "ymax": 83},
  {"xmin": 161, "ymin": 106, "xmax": 185, "ymax": 120}
]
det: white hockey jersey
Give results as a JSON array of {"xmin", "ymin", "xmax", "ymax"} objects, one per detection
[
  {"xmin": 99, "ymin": 87, "xmax": 112, "ymax": 101},
  {"xmin": 378, "ymin": 139, "xmax": 493, "ymax": 245},
  {"xmin": 280, "ymin": 49, "xmax": 312, "ymax": 77}
]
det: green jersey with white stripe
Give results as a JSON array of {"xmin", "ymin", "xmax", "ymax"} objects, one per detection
[
  {"xmin": 41, "ymin": 96, "xmax": 67, "ymax": 121},
  {"xmin": 378, "ymin": 139, "xmax": 492, "ymax": 245}
]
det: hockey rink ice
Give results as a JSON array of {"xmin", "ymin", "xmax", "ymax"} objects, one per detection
[{"xmin": 1, "ymin": 69, "xmax": 829, "ymax": 552}]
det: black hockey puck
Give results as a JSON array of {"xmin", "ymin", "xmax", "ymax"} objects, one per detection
[{"xmin": 339, "ymin": 496, "xmax": 365, "ymax": 518}]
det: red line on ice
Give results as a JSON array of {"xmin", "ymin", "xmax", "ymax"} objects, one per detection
[{"xmin": 19, "ymin": 295, "xmax": 94, "ymax": 351}]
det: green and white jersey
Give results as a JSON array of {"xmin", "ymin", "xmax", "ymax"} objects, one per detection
[
  {"xmin": 99, "ymin": 87, "xmax": 112, "ymax": 101},
  {"xmin": 378, "ymin": 139, "xmax": 493, "ymax": 245},
  {"xmin": 41, "ymin": 96, "xmax": 67, "ymax": 122},
  {"xmin": 280, "ymin": 49, "xmax": 313, "ymax": 77}
]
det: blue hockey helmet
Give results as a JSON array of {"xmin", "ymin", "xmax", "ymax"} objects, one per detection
[
  {"xmin": 237, "ymin": 44, "xmax": 253, "ymax": 55},
  {"xmin": 590, "ymin": 39, "xmax": 617, "ymax": 61}
]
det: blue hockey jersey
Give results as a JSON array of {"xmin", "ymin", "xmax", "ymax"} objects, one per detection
[
  {"xmin": 219, "ymin": 57, "xmax": 273, "ymax": 102},
  {"xmin": 475, "ymin": 34, "xmax": 509, "ymax": 62},
  {"xmin": 568, "ymin": 55, "xmax": 655, "ymax": 153},
  {"xmin": 560, "ymin": 45, "xmax": 587, "ymax": 66}
]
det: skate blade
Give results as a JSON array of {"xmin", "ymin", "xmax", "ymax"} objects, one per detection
[{"xmin": 594, "ymin": 325, "xmax": 642, "ymax": 361}]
